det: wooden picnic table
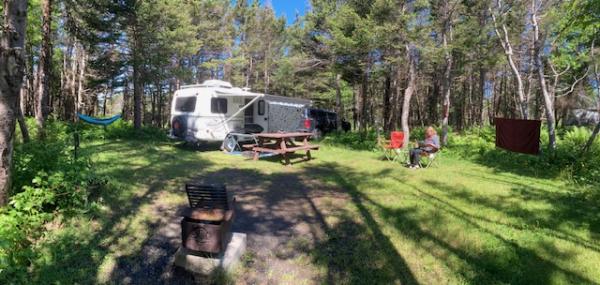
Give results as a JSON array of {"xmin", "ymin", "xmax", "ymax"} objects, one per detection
[{"xmin": 252, "ymin": 132, "xmax": 319, "ymax": 165}]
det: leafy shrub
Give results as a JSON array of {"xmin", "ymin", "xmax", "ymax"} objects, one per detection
[
  {"xmin": 321, "ymin": 130, "xmax": 379, "ymax": 150},
  {"xmin": 104, "ymin": 120, "xmax": 168, "ymax": 141},
  {"xmin": 322, "ymin": 126, "xmax": 444, "ymax": 151},
  {"xmin": 0, "ymin": 120, "xmax": 108, "ymax": 282},
  {"xmin": 447, "ymin": 125, "xmax": 600, "ymax": 187},
  {"xmin": 557, "ymin": 127, "xmax": 600, "ymax": 185},
  {"xmin": 73, "ymin": 119, "xmax": 168, "ymax": 141}
]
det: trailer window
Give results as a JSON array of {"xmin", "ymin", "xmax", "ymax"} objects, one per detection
[
  {"xmin": 175, "ymin": 97, "xmax": 196, "ymax": 112},
  {"xmin": 211, "ymin": 98, "xmax": 228, "ymax": 114},
  {"xmin": 258, "ymin": 100, "xmax": 265, "ymax": 115}
]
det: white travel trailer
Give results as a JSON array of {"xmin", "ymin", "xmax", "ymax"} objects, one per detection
[{"xmin": 169, "ymin": 80, "xmax": 312, "ymax": 143}]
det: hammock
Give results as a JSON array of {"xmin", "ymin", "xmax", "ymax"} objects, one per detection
[{"xmin": 77, "ymin": 113, "xmax": 122, "ymax": 126}]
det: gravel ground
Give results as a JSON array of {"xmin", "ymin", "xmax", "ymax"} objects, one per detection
[{"xmin": 107, "ymin": 167, "xmax": 348, "ymax": 285}]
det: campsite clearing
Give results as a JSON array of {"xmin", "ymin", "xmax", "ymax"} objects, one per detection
[{"xmin": 27, "ymin": 139, "xmax": 600, "ymax": 284}]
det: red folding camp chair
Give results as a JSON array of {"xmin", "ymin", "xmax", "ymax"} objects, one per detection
[{"xmin": 378, "ymin": 131, "xmax": 407, "ymax": 163}]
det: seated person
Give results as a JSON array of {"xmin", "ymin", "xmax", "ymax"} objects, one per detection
[{"xmin": 408, "ymin": 127, "xmax": 440, "ymax": 168}]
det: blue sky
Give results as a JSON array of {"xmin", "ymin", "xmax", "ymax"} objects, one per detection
[{"xmin": 261, "ymin": 0, "xmax": 309, "ymax": 25}]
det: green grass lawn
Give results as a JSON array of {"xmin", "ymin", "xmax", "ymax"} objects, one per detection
[{"xmin": 28, "ymin": 138, "xmax": 600, "ymax": 284}]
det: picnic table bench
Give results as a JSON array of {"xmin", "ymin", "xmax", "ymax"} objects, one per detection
[{"xmin": 250, "ymin": 132, "xmax": 319, "ymax": 165}]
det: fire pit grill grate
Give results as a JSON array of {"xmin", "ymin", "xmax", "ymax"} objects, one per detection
[{"xmin": 181, "ymin": 183, "xmax": 235, "ymax": 255}]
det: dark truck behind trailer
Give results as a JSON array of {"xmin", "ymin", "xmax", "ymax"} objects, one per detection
[{"xmin": 300, "ymin": 108, "xmax": 351, "ymax": 138}]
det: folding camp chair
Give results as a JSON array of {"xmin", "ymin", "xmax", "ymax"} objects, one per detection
[
  {"xmin": 378, "ymin": 131, "xmax": 407, "ymax": 163},
  {"xmin": 418, "ymin": 147, "xmax": 440, "ymax": 168}
]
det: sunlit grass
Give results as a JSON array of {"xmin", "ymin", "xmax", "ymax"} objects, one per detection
[{"xmin": 27, "ymin": 138, "xmax": 600, "ymax": 284}]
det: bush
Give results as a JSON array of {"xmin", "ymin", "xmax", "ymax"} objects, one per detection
[
  {"xmin": 75, "ymin": 119, "xmax": 168, "ymax": 141},
  {"xmin": 105, "ymin": 120, "xmax": 168, "ymax": 141},
  {"xmin": 321, "ymin": 130, "xmax": 379, "ymax": 151},
  {"xmin": 0, "ymin": 120, "xmax": 108, "ymax": 282},
  {"xmin": 322, "ymin": 126, "xmax": 447, "ymax": 151},
  {"xmin": 557, "ymin": 127, "xmax": 600, "ymax": 185},
  {"xmin": 447, "ymin": 125, "xmax": 600, "ymax": 187},
  {"xmin": 325, "ymin": 125, "xmax": 599, "ymax": 187}
]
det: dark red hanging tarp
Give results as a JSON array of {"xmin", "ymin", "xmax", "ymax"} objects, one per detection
[{"xmin": 495, "ymin": 118, "xmax": 541, "ymax": 155}]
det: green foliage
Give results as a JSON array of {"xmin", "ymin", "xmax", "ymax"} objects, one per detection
[
  {"xmin": 325, "ymin": 125, "xmax": 600, "ymax": 187},
  {"xmin": 448, "ymin": 126, "xmax": 600, "ymax": 187},
  {"xmin": 322, "ymin": 131, "xmax": 380, "ymax": 151},
  {"xmin": 0, "ymin": 121, "xmax": 109, "ymax": 282},
  {"xmin": 78, "ymin": 120, "xmax": 168, "ymax": 141},
  {"xmin": 322, "ymin": 126, "xmax": 444, "ymax": 151}
]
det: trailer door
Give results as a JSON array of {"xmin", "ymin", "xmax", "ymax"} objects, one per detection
[{"xmin": 254, "ymin": 99, "xmax": 269, "ymax": 132}]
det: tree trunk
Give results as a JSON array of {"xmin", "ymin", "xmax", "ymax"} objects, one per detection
[
  {"xmin": 479, "ymin": 67, "xmax": 486, "ymax": 126},
  {"xmin": 132, "ymin": 29, "xmax": 143, "ymax": 129},
  {"xmin": 335, "ymin": 73, "xmax": 343, "ymax": 131},
  {"xmin": 151, "ymin": 85, "xmax": 156, "ymax": 126},
  {"xmin": 1, "ymin": 0, "xmax": 29, "ymax": 206},
  {"xmin": 223, "ymin": 46, "xmax": 233, "ymax": 83},
  {"xmin": 490, "ymin": 9, "xmax": 529, "ymax": 119},
  {"xmin": 352, "ymin": 86, "xmax": 357, "ymax": 129},
  {"xmin": 158, "ymin": 82, "xmax": 163, "ymax": 128},
  {"xmin": 77, "ymin": 49, "xmax": 86, "ymax": 115},
  {"xmin": 17, "ymin": 85, "xmax": 30, "ymax": 143},
  {"xmin": 245, "ymin": 56, "xmax": 253, "ymax": 88},
  {"xmin": 359, "ymin": 69, "xmax": 368, "ymax": 133},
  {"xmin": 35, "ymin": 0, "xmax": 52, "ymax": 138},
  {"xmin": 70, "ymin": 44, "xmax": 78, "ymax": 121},
  {"xmin": 441, "ymin": 29, "xmax": 453, "ymax": 145},
  {"xmin": 264, "ymin": 42, "xmax": 271, "ymax": 94},
  {"xmin": 402, "ymin": 45, "xmax": 417, "ymax": 149},
  {"xmin": 439, "ymin": 0, "xmax": 454, "ymax": 144},
  {"xmin": 532, "ymin": 2, "xmax": 556, "ymax": 150},
  {"xmin": 582, "ymin": 40, "xmax": 600, "ymax": 154},
  {"xmin": 583, "ymin": 121, "xmax": 600, "ymax": 154},
  {"xmin": 122, "ymin": 77, "xmax": 130, "ymax": 121},
  {"xmin": 383, "ymin": 71, "xmax": 392, "ymax": 132},
  {"xmin": 415, "ymin": 85, "xmax": 424, "ymax": 128}
]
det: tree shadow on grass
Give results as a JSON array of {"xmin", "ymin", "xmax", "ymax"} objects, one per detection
[
  {"xmin": 28, "ymin": 142, "xmax": 598, "ymax": 284},
  {"xmin": 29, "ymin": 140, "xmax": 213, "ymax": 284},
  {"xmin": 460, "ymin": 147, "xmax": 564, "ymax": 181},
  {"xmin": 308, "ymin": 162, "xmax": 597, "ymax": 284},
  {"xmin": 304, "ymin": 164, "xmax": 419, "ymax": 285},
  {"xmin": 406, "ymin": 181, "xmax": 596, "ymax": 284},
  {"xmin": 423, "ymin": 179, "xmax": 600, "ymax": 252}
]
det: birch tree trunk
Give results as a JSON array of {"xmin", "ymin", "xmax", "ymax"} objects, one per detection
[
  {"xmin": 70, "ymin": 43, "xmax": 77, "ymax": 120},
  {"xmin": 490, "ymin": 7, "xmax": 529, "ymax": 119},
  {"xmin": 35, "ymin": 0, "xmax": 52, "ymax": 138},
  {"xmin": 0, "ymin": 0, "xmax": 29, "ymax": 206},
  {"xmin": 402, "ymin": 45, "xmax": 417, "ymax": 149},
  {"xmin": 532, "ymin": 1, "xmax": 556, "ymax": 149},
  {"xmin": 77, "ymin": 50, "xmax": 86, "ymax": 115},
  {"xmin": 440, "ymin": 11, "xmax": 453, "ymax": 146}
]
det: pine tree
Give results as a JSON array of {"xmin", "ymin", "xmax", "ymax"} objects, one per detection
[{"xmin": 0, "ymin": 0, "xmax": 29, "ymax": 205}]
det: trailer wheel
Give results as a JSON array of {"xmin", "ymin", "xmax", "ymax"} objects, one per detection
[{"xmin": 223, "ymin": 135, "xmax": 238, "ymax": 152}]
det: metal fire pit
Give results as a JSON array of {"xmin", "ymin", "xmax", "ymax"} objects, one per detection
[{"xmin": 181, "ymin": 184, "xmax": 235, "ymax": 255}]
